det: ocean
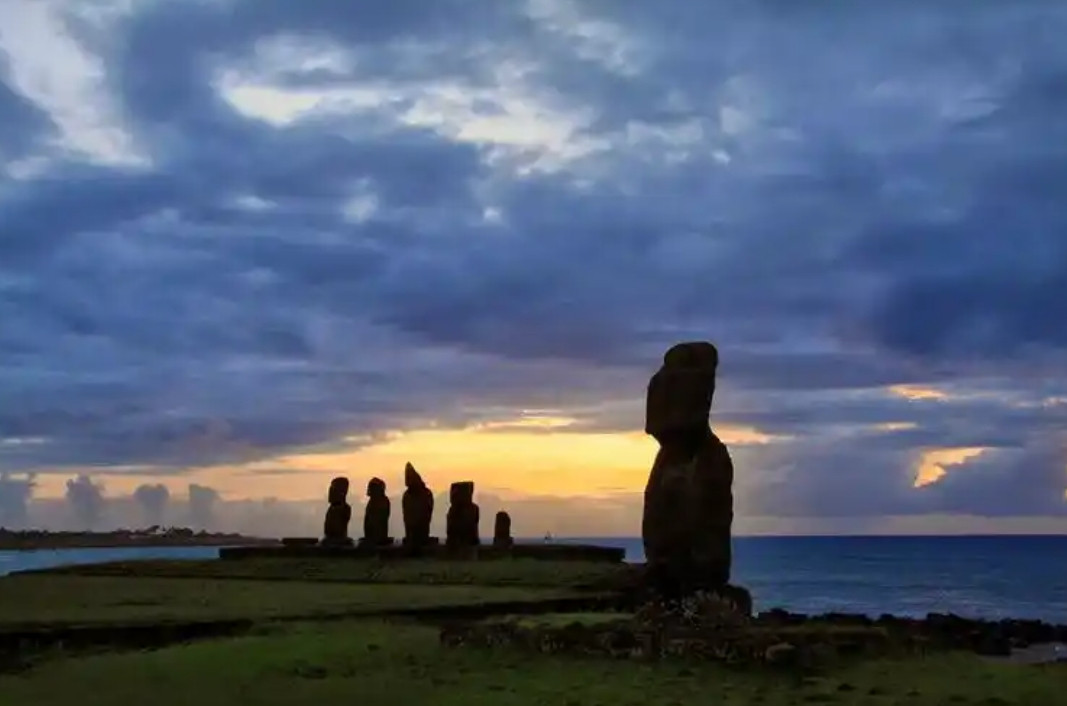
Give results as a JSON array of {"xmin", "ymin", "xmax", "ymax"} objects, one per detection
[
  {"xmin": 2, "ymin": 535, "xmax": 1066, "ymax": 623},
  {"xmin": 581, "ymin": 535, "xmax": 1067, "ymax": 623}
]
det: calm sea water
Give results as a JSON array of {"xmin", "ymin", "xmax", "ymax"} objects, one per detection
[
  {"xmin": 0, "ymin": 545, "xmax": 224, "ymax": 575},
  {"xmin": 2, "ymin": 536, "xmax": 1066, "ymax": 623},
  {"xmin": 569, "ymin": 535, "xmax": 1067, "ymax": 623}
]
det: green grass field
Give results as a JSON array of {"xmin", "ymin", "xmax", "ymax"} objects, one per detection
[
  {"xmin": 2, "ymin": 619, "xmax": 1064, "ymax": 706},
  {"xmin": 27, "ymin": 557, "xmax": 632, "ymax": 589},
  {"xmin": 4, "ymin": 559, "xmax": 1065, "ymax": 704},
  {"xmin": 0, "ymin": 574, "xmax": 575, "ymax": 628}
]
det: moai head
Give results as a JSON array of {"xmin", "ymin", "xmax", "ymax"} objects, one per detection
[
  {"xmin": 449, "ymin": 481, "xmax": 475, "ymax": 506},
  {"xmin": 645, "ymin": 341, "xmax": 719, "ymax": 443},
  {"xmin": 327, "ymin": 476, "xmax": 349, "ymax": 505},
  {"xmin": 404, "ymin": 462, "xmax": 425, "ymax": 490},
  {"xmin": 366, "ymin": 477, "xmax": 387, "ymax": 499}
]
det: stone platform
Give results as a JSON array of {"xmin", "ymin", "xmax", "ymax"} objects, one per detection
[{"xmin": 219, "ymin": 541, "xmax": 625, "ymax": 563}]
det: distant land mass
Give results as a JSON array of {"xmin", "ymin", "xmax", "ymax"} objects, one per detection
[{"xmin": 0, "ymin": 527, "xmax": 278, "ymax": 551}]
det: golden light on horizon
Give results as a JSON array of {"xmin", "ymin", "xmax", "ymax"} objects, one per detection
[
  {"xmin": 240, "ymin": 420, "xmax": 785, "ymax": 498},
  {"xmin": 470, "ymin": 415, "xmax": 578, "ymax": 432},
  {"xmin": 913, "ymin": 447, "xmax": 988, "ymax": 488},
  {"xmin": 872, "ymin": 421, "xmax": 918, "ymax": 432},
  {"xmin": 889, "ymin": 384, "xmax": 950, "ymax": 401},
  {"xmin": 40, "ymin": 418, "xmax": 788, "ymax": 501}
]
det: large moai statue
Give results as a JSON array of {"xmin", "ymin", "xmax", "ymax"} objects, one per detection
[
  {"xmin": 446, "ymin": 481, "xmax": 480, "ymax": 547},
  {"xmin": 361, "ymin": 477, "xmax": 391, "ymax": 546},
  {"xmin": 321, "ymin": 476, "xmax": 353, "ymax": 546},
  {"xmin": 401, "ymin": 462, "xmax": 435, "ymax": 547},
  {"xmin": 642, "ymin": 341, "xmax": 734, "ymax": 598}
]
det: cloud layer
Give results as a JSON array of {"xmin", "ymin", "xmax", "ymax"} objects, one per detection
[{"xmin": 1, "ymin": 0, "xmax": 1065, "ymax": 530}]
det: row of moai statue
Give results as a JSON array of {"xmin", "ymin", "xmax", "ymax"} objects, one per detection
[{"xmin": 321, "ymin": 462, "xmax": 514, "ymax": 549}]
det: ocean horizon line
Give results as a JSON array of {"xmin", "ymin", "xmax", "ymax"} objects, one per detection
[{"xmin": 528, "ymin": 533, "xmax": 1067, "ymax": 541}]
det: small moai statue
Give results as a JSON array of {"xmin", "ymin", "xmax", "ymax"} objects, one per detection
[
  {"xmin": 445, "ymin": 481, "xmax": 480, "ymax": 547},
  {"xmin": 321, "ymin": 476, "xmax": 352, "ymax": 546},
  {"xmin": 492, "ymin": 511, "xmax": 513, "ymax": 549},
  {"xmin": 401, "ymin": 462, "xmax": 435, "ymax": 547},
  {"xmin": 360, "ymin": 477, "xmax": 391, "ymax": 546}
]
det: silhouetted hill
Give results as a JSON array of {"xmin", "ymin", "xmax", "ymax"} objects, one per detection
[{"xmin": 0, "ymin": 527, "xmax": 278, "ymax": 550}]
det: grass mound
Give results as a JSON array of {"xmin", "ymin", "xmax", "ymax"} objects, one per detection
[
  {"xmin": 1, "ymin": 619, "xmax": 1063, "ymax": 706},
  {"xmin": 0, "ymin": 575, "xmax": 576, "ymax": 629},
  {"xmin": 24, "ymin": 557, "xmax": 635, "ymax": 590}
]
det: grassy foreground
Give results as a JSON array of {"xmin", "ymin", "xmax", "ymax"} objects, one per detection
[
  {"xmin": 2, "ymin": 619, "xmax": 1064, "ymax": 706},
  {"xmin": 0, "ymin": 574, "xmax": 574, "ymax": 628},
  {"xmin": 28, "ymin": 557, "xmax": 632, "ymax": 589}
]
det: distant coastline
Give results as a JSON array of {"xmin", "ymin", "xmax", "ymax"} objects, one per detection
[{"xmin": 0, "ymin": 529, "xmax": 278, "ymax": 551}]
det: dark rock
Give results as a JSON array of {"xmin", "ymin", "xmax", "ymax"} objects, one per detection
[
  {"xmin": 642, "ymin": 342, "xmax": 733, "ymax": 598},
  {"xmin": 281, "ymin": 537, "xmax": 319, "ymax": 547},
  {"xmin": 361, "ymin": 477, "xmax": 391, "ymax": 546},
  {"xmin": 493, "ymin": 511, "xmax": 513, "ymax": 548},
  {"xmin": 321, "ymin": 476, "xmax": 352, "ymax": 546},
  {"xmin": 446, "ymin": 481, "xmax": 480, "ymax": 547},
  {"xmin": 718, "ymin": 584, "xmax": 754, "ymax": 617},
  {"xmin": 758, "ymin": 608, "xmax": 808, "ymax": 626},
  {"xmin": 401, "ymin": 462, "xmax": 434, "ymax": 548},
  {"xmin": 763, "ymin": 642, "xmax": 798, "ymax": 667}
]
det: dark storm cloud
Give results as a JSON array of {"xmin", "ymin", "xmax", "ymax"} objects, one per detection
[
  {"xmin": 0, "ymin": 0, "xmax": 1065, "ymax": 521},
  {"xmin": 744, "ymin": 435, "xmax": 1067, "ymax": 519},
  {"xmin": 918, "ymin": 443, "xmax": 1067, "ymax": 518}
]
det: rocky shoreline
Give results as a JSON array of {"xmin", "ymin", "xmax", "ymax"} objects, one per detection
[
  {"xmin": 754, "ymin": 608, "xmax": 1067, "ymax": 657},
  {"xmin": 444, "ymin": 605, "xmax": 1067, "ymax": 667},
  {"xmin": 0, "ymin": 535, "xmax": 277, "ymax": 551}
]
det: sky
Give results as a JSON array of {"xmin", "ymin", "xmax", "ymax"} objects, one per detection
[{"xmin": 1, "ymin": 0, "xmax": 1066, "ymax": 538}]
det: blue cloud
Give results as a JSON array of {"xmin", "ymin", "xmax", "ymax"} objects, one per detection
[{"xmin": 0, "ymin": 0, "xmax": 1065, "ymax": 520}]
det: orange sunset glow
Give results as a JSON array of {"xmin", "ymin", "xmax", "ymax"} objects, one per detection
[
  {"xmin": 167, "ymin": 419, "xmax": 787, "ymax": 501},
  {"xmin": 913, "ymin": 447, "xmax": 989, "ymax": 488},
  {"xmin": 889, "ymin": 385, "xmax": 950, "ymax": 402}
]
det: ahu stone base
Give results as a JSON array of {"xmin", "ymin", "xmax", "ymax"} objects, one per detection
[{"xmin": 219, "ymin": 541, "xmax": 625, "ymax": 563}]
